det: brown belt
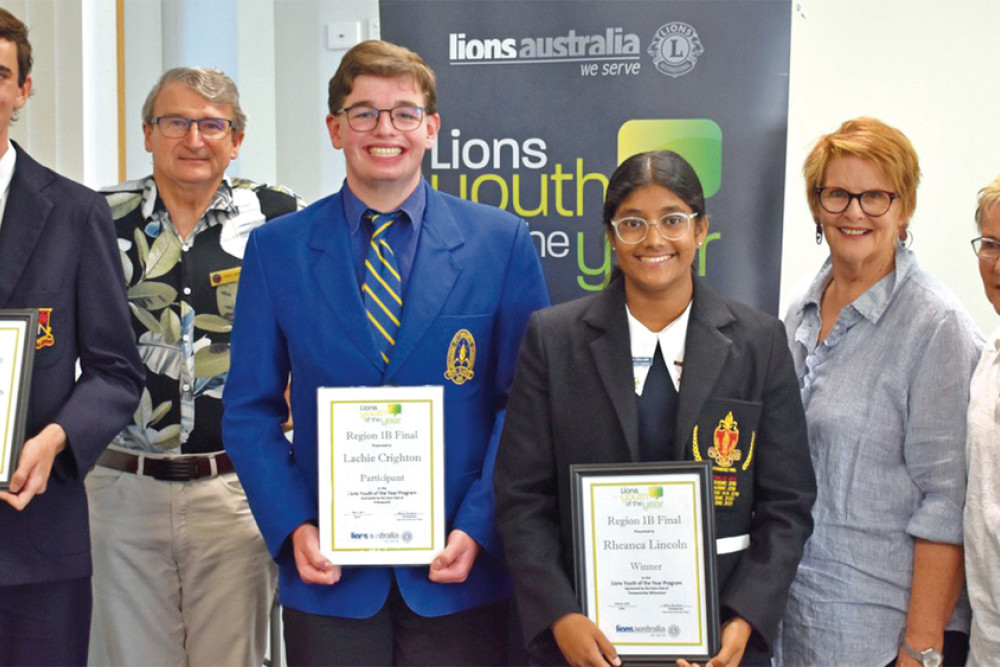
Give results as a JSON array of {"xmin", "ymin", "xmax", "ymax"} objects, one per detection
[{"xmin": 97, "ymin": 448, "xmax": 235, "ymax": 482}]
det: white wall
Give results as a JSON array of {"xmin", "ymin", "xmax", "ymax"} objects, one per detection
[
  {"xmin": 273, "ymin": 0, "xmax": 378, "ymax": 204},
  {"xmin": 120, "ymin": 0, "xmax": 163, "ymax": 182},
  {"xmin": 9, "ymin": 0, "xmax": 87, "ymax": 182},
  {"xmin": 781, "ymin": 0, "xmax": 1000, "ymax": 333},
  {"xmin": 82, "ymin": 0, "xmax": 119, "ymax": 188}
]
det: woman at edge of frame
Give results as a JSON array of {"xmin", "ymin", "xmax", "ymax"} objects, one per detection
[
  {"xmin": 495, "ymin": 150, "xmax": 817, "ymax": 667},
  {"xmin": 965, "ymin": 173, "xmax": 1000, "ymax": 667},
  {"xmin": 777, "ymin": 117, "xmax": 982, "ymax": 667}
]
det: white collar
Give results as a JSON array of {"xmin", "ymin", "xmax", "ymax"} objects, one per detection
[
  {"xmin": 0, "ymin": 140, "xmax": 17, "ymax": 198},
  {"xmin": 0, "ymin": 140, "xmax": 18, "ymax": 228},
  {"xmin": 626, "ymin": 300, "xmax": 692, "ymax": 394}
]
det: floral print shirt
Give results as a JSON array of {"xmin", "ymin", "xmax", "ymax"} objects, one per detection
[{"xmin": 104, "ymin": 176, "xmax": 302, "ymax": 454}]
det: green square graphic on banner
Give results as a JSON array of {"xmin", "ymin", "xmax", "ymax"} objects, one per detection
[{"xmin": 617, "ymin": 119, "xmax": 722, "ymax": 198}]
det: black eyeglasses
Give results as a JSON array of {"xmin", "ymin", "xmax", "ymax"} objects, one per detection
[
  {"xmin": 815, "ymin": 187, "xmax": 897, "ymax": 217},
  {"xmin": 152, "ymin": 116, "xmax": 234, "ymax": 139},
  {"xmin": 335, "ymin": 105, "xmax": 426, "ymax": 132},
  {"xmin": 972, "ymin": 236, "xmax": 1000, "ymax": 261}
]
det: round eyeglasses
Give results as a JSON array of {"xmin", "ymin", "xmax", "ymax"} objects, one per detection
[
  {"xmin": 336, "ymin": 105, "xmax": 426, "ymax": 132},
  {"xmin": 815, "ymin": 187, "xmax": 897, "ymax": 217},
  {"xmin": 972, "ymin": 236, "xmax": 1000, "ymax": 261},
  {"xmin": 610, "ymin": 212, "xmax": 698, "ymax": 244},
  {"xmin": 152, "ymin": 116, "xmax": 234, "ymax": 140}
]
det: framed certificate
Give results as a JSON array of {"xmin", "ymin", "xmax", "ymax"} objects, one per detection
[
  {"xmin": 0, "ymin": 310, "xmax": 38, "ymax": 489},
  {"xmin": 317, "ymin": 385, "xmax": 445, "ymax": 565},
  {"xmin": 571, "ymin": 461, "xmax": 720, "ymax": 663}
]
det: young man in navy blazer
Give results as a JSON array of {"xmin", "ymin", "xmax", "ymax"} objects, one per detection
[
  {"xmin": 0, "ymin": 9, "xmax": 143, "ymax": 666},
  {"xmin": 223, "ymin": 40, "xmax": 549, "ymax": 665}
]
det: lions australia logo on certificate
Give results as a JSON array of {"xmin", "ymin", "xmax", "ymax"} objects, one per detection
[{"xmin": 316, "ymin": 385, "xmax": 445, "ymax": 565}]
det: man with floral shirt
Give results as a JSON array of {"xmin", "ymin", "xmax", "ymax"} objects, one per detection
[{"xmin": 86, "ymin": 67, "xmax": 303, "ymax": 666}]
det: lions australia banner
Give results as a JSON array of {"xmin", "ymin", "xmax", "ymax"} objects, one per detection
[{"xmin": 382, "ymin": 0, "xmax": 791, "ymax": 311}]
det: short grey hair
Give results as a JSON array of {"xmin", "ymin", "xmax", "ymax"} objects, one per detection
[
  {"xmin": 141, "ymin": 67, "xmax": 247, "ymax": 132},
  {"xmin": 976, "ymin": 173, "xmax": 1000, "ymax": 231}
]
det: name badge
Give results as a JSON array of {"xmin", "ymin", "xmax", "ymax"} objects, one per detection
[{"xmin": 209, "ymin": 267, "xmax": 241, "ymax": 286}]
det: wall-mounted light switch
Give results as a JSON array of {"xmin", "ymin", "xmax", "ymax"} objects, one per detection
[{"xmin": 327, "ymin": 21, "xmax": 361, "ymax": 50}]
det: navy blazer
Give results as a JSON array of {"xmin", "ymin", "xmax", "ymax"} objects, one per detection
[
  {"xmin": 0, "ymin": 143, "xmax": 143, "ymax": 585},
  {"xmin": 223, "ymin": 181, "xmax": 549, "ymax": 618},
  {"xmin": 495, "ymin": 276, "xmax": 816, "ymax": 655}
]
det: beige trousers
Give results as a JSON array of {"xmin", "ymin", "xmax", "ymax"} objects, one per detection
[{"xmin": 86, "ymin": 465, "xmax": 277, "ymax": 666}]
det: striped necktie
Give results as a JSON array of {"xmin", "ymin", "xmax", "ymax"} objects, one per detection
[{"xmin": 362, "ymin": 210, "xmax": 403, "ymax": 367}]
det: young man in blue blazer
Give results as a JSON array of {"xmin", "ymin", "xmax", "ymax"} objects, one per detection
[{"xmin": 223, "ymin": 40, "xmax": 549, "ymax": 665}]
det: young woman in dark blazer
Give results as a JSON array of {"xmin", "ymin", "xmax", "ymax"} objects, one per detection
[{"xmin": 495, "ymin": 151, "xmax": 816, "ymax": 667}]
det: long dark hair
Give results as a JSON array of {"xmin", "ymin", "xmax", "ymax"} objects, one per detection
[{"xmin": 602, "ymin": 151, "xmax": 706, "ymax": 232}]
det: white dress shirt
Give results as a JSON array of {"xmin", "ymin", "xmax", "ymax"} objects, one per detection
[
  {"xmin": 0, "ymin": 140, "xmax": 18, "ymax": 228},
  {"xmin": 626, "ymin": 300, "xmax": 691, "ymax": 394},
  {"xmin": 965, "ymin": 325, "xmax": 1000, "ymax": 666}
]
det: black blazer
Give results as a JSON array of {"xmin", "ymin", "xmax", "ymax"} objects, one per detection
[
  {"xmin": 0, "ymin": 144, "xmax": 143, "ymax": 585},
  {"xmin": 495, "ymin": 275, "xmax": 815, "ymax": 656}
]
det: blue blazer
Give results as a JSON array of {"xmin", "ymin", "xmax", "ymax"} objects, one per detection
[
  {"xmin": 223, "ymin": 181, "xmax": 549, "ymax": 618},
  {"xmin": 0, "ymin": 143, "xmax": 143, "ymax": 585}
]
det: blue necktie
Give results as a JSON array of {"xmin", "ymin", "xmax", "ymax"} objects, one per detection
[{"xmin": 362, "ymin": 210, "xmax": 403, "ymax": 367}]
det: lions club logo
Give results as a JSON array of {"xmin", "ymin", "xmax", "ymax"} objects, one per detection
[
  {"xmin": 648, "ymin": 22, "xmax": 704, "ymax": 78},
  {"xmin": 444, "ymin": 329, "xmax": 475, "ymax": 386},
  {"xmin": 708, "ymin": 411, "xmax": 742, "ymax": 468}
]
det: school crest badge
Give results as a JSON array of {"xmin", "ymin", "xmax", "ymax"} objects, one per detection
[
  {"xmin": 443, "ymin": 329, "xmax": 475, "ymax": 386},
  {"xmin": 35, "ymin": 308, "xmax": 54, "ymax": 350},
  {"xmin": 708, "ymin": 411, "xmax": 742, "ymax": 468}
]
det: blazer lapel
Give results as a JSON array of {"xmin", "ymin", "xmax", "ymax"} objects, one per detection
[
  {"xmin": 0, "ymin": 146, "xmax": 55, "ymax": 307},
  {"xmin": 384, "ymin": 187, "xmax": 461, "ymax": 380},
  {"xmin": 674, "ymin": 280, "xmax": 734, "ymax": 455},
  {"xmin": 309, "ymin": 195, "xmax": 384, "ymax": 371},
  {"xmin": 584, "ymin": 279, "xmax": 640, "ymax": 461}
]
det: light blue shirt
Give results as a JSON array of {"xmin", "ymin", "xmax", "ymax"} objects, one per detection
[{"xmin": 777, "ymin": 248, "xmax": 982, "ymax": 665}]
